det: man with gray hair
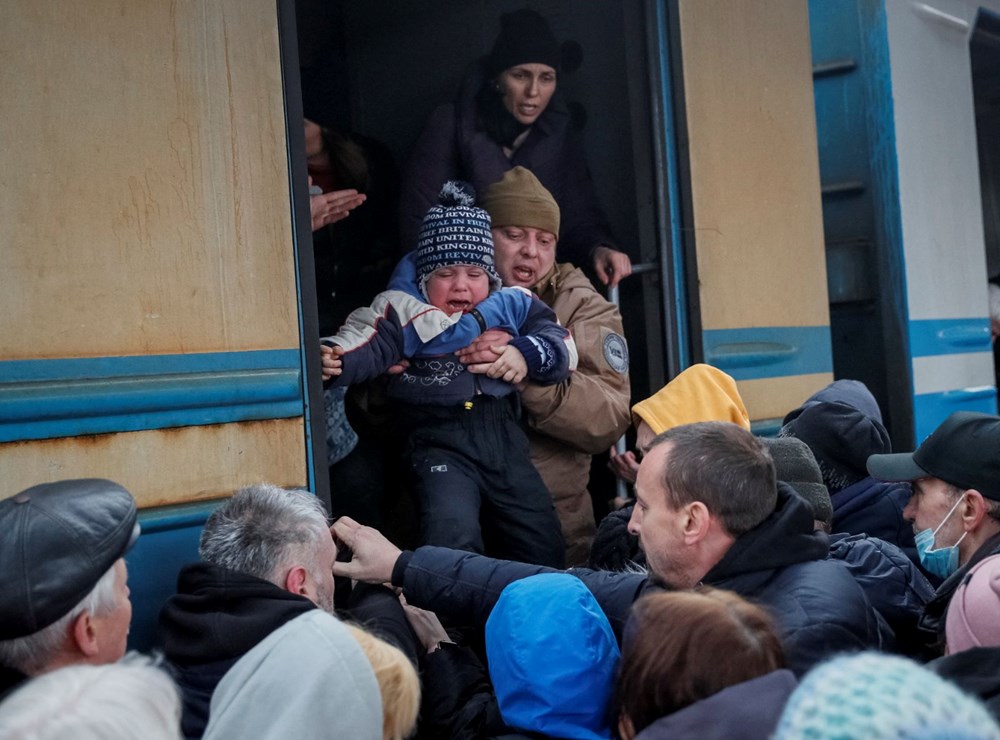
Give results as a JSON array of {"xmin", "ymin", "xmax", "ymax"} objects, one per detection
[
  {"xmin": 159, "ymin": 483, "xmax": 337, "ymax": 738},
  {"xmin": 0, "ymin": 479, "xmax": 139, "ymax": 701}
]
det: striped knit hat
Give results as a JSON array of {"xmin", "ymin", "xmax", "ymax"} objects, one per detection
[{"xmin": 416, "ymin": 181, "xmax": 501, "ymax": 298}]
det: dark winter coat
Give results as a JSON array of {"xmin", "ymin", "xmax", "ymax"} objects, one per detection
[
  {"xmin": 400, "ymin": 67, "xmax": 616, "ymax": 267},
  {"xmin": 699, "ymin": 484, "xmax": 880, "ymax": 675},
  {"xmin": 929, "ymin": 646, "xmax": 1000, "ymax": 723},
  {"xmin": 158, "ymin": 563, "xmax": 316, "ymax": 739},
  {"xmin": 419, "ymin": 642, "xmax": 509, "ymax": 740},
  {"xmin": 395, "ymin": 485, "xmax": 880, "ymax": 676},
  {"xmin": 828, "ymin": 532, "xmax": 935, "ymax": 658},
  {"xmin": 920, "ymin": 531, "xmax": 1000, "ymax": 654},
  {"xmin": 831, "ymin": 477, "xmax": 918, "ymax": 567},
  {"xmin": 634, "ymin": 670, "xmax": 798, "ymax": 740}
]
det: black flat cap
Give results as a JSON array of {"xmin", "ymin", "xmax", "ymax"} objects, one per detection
[{"xmin": 0, "ymin": 479, "xmax": 139, "ymax": 639}]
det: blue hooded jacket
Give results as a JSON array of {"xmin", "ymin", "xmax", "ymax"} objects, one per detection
[{"xmin": 486, "ymin": 573, "xmax": 620, "ymax": 740}]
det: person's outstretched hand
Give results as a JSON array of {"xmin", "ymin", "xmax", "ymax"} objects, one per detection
[
  {"xmin": 330, "ymin": 516, "xmax": 402, "ymax": 584},
  {"xmin": 310, "ymin": 186, "xmax": 366, "ymax": 231},
  {"xmin": 593, "ymin": 246, "xmax": 633, "ymax": 288}
]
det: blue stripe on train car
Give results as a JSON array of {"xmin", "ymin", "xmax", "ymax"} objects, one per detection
[
  {"xmin": 908, "ymin": 318, "xmax": 991, "ymax": 358},
  {"xmin": 703, "ymin": 326, "xmax": 833, "ymax": 381},
  {"xmin": 0, "ymin": 349, "xmax": 303, "ymax": 442},
  {"xmin": 913, "ymin": 388, "xmax": 998, "ymax": 443},
  {"xmin": 908, "ymin": 318, "xmax": 996, "ymax": 441}
]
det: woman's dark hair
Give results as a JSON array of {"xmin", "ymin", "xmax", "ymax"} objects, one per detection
[
  {"xmin": 615, "ymin": 588, "xmax": 785, "ymax": 737},
  {"xmin": 474, "ymin": 73, "xmax": 530, "ymax": 150},
  {"xmin": 319, "ymin": 126, "xmax": 369, "ymax": 192}
]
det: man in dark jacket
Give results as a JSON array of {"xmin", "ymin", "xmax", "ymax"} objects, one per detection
[
  {"xmin": 159, "ymin": 483, "xmax": 417, "ymax": 739},
  {"xmin": 868, "ymin": 411, "xmax": 1000, "ymax": 654},
  {"xmin": 159, "ymin": 484, "xmax": 334, "ymax": 738},
  {"xmin": 334, "ymin": 421, "xmax": 880, "ymax": 676}
]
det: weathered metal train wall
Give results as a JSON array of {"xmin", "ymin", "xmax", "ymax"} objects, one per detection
[
  {"xmin": 0, "ymin": 1, "xmax": 307, "ymax": 504},
  {"xmin": 676, "ymin": 0, "xmax": 834, "ymax": 426}
]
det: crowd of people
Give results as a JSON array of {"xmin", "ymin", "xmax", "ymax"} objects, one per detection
[{"xmin": 4, "ymin": 7, "xmax": 1000, "ymax": 740}]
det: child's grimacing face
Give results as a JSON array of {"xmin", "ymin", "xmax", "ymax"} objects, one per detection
[{"xmin": 425, "ymin": 264, "xmax": 490, "ymax": 314}]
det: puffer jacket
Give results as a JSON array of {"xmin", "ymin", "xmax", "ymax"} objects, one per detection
[
  {"xmin": 400, "ymin": 65, "xmax": 616, "ymax": 267},
  {"xmin": 831, "ymin": 476, "xmax": 918, "ymax": 567},
  {"xmin": 828, "ymin": 532, "xmax": 935, "ymax": 658},
  {"xmin": 700, "ymin": 484, "xmax": 881, "ymax": 675},
  {"xmin": 394, "ymin": 485, "xmax": 880, "ymax": 676},
  {"xmin": 326, "ymin": 287, "xmax": 573, "ymax": 407}
]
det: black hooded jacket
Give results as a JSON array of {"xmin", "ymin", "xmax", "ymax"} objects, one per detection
[
  {"xmin": 397, "ymin": 485, "xmax": 879, "ymax": 676},
  {"xmin": 158, "ymin": 563, "xmax": 316, "ymax": 739}
]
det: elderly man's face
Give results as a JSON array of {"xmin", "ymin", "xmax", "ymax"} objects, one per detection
[
  {"xmin": 903, "ymin": 477, "xmax": 966, "ymax": 550},
  {"xmin": 492, "ymin": 226, "xmax": 557, "ymax": 288},
  {"xmin": 90, "ymin": 559, "xmax": 132, "ymax": 664}
]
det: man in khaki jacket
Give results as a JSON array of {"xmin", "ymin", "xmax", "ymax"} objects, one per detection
[{"xmin": 459, "ymin": 167, "xmax": 631, "ymax": 564}]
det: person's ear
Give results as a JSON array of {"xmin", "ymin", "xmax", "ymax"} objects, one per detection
[
  {"xmin": 71, "ymin": 611, "xmax": 100, "ymax": 658},
  {"xmin": 681, "ymin": 501, "xmax": 711, "ymax": 544},
  {"xmin": 284, "ymin": 566, "xmax": 309, "ymax": 597},
  {"xmin": 961, "ymin": 490, "xmax": 989, "ymax": 531}
]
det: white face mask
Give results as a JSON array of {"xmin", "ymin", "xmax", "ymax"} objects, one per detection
[{"xmin": 914, "ymin": 494, "xmax": 967, "ymax": 580}]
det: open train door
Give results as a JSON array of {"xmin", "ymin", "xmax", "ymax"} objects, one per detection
[
  {"xmin": 0, "ymin": 0, "xmax": 325, "ymax": 648},
  {"xmin": 808, "ymin": 0, "xmax": 999, "ymax": 448},
  {"xmin": 671, "ymin": 0, "xmax": 835, "ymax": 431},
  {"xmin": 884, "ymin": 0, "xmax": 998, "ymax": 443}
]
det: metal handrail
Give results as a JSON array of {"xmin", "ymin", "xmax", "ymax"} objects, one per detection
[{"xmin": 605, "ymin": 262, "xmax": 659, "ymax": 504}]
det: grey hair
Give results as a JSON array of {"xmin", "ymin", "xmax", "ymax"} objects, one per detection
[
  {"xmin": 943, "ymin": 482, "xmax": 1000, "ymax": 525},
  {"xmin": 0, "ymin": 563, "xmax": 119, "ymax": 675},
  {"xmin": 199, "ymin": 483, "xmax": 330, "ymax": 587},
  {"xmin": 0, "ymin": 653, "xmax": 181, "ymax": 740}
]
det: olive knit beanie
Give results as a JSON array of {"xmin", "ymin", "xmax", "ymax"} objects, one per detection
[{"xmin": 482, "ymin": 167, "xmax": 561, "ymax": 237}]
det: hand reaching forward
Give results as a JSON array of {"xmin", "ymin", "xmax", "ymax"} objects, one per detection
[
  {"xmin": 310, "ymin": 187, "xmax": 366, "ymax": 231},
  {"xmin": 330, "ymin": 516, "xmax": 402, "ymax": 585}
]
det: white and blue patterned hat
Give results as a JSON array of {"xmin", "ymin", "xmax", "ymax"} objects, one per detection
[
  {"xmin": 775, "ymin": 652, "xmax": 1000, "ymax": 739},
  {"xmin": 416, "ymin": 181, "xmax": 501, "ymax": 298}
]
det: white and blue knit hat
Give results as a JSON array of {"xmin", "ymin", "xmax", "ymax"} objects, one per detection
[
  {"xmin": 775, "ymin": 652, "xmax": 1000, "ymax": 739},
  {"xmin": 415, "ymin": 181, "xmax": 501, "ymax": 298}
]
